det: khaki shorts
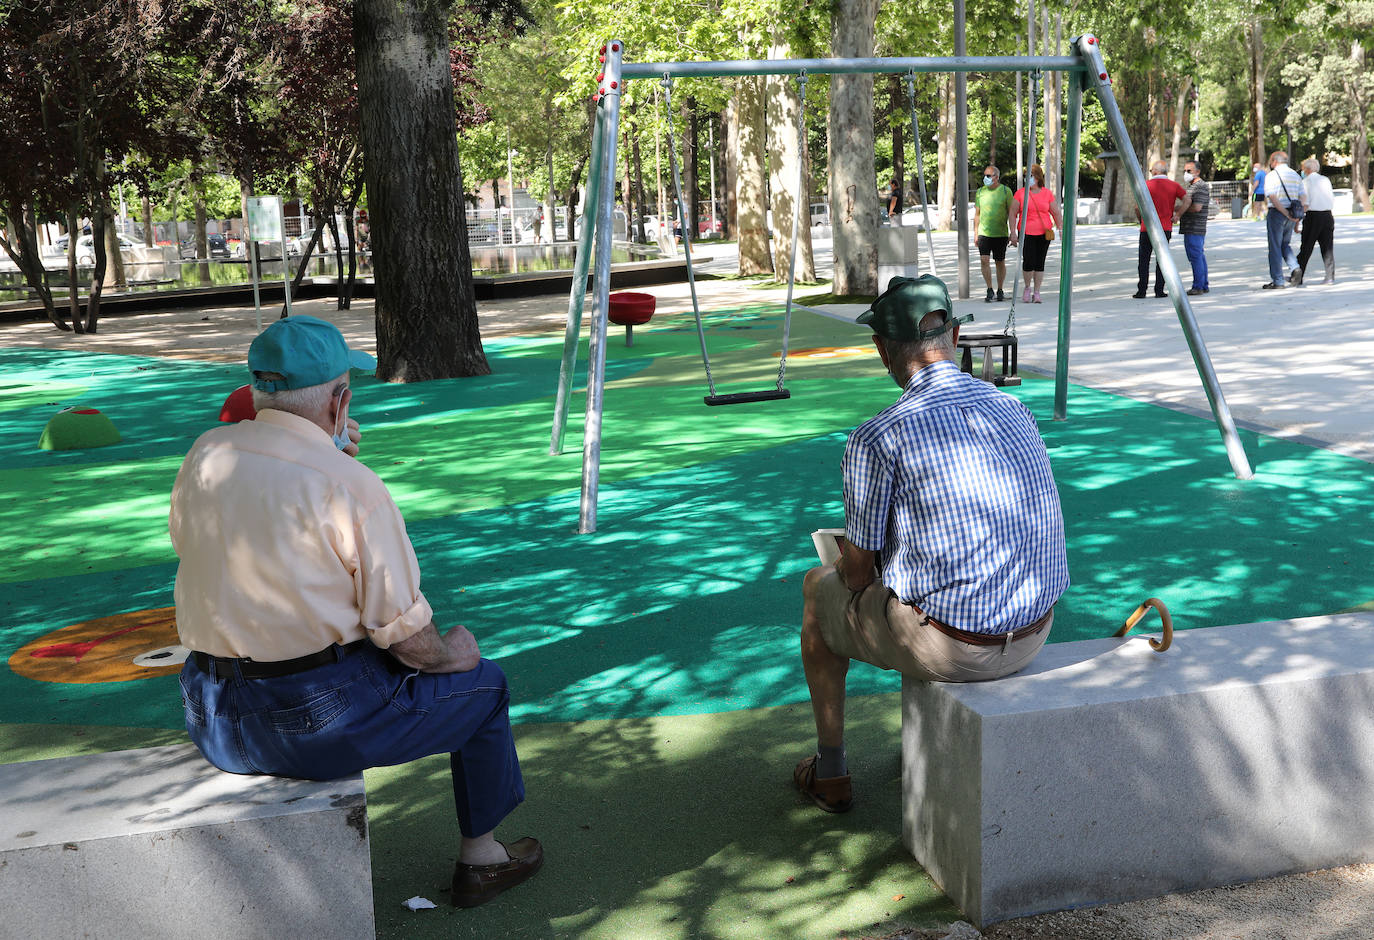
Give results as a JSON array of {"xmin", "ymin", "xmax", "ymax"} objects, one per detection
[{"xmin": 811, "ymin": 567, "xmax": 1051, "ymax": 682}]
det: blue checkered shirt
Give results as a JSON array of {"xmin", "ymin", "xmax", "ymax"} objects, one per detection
[{"xmin": 843, "ymin": 360, "xmax": 1069, "ymax": 633}]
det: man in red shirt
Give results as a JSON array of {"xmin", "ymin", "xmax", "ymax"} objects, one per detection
[{"xmin": 1133, "ymin": 160, "xmax": 1187, "ymax": 299}]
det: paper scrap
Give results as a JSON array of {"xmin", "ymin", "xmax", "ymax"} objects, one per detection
[{"xmin": 402, "ymin": 896, "xmax": 437, "ymax": 911}]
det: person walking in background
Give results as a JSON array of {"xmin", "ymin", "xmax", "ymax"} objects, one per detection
[
  {"xmin": 1133, "ymin": 160, "xmax": 1185, "ymax": 299},
  {"xmin": 1012, "ymin": 164, "xmax": 1062, "ymax": 304},
  {"xmin": 973, "ymin": 165, "xmax": 1017, "ymax": 303},
  {"xmin": 1262, "ymin": 150, "xmax": 1303, "ymax": 290},
  {"xmin": 1249, "ymin": 162, "xmax": 1267, "ymax": 221},
  {"xmin": 886, "ymin": 178, "xmax": 903, "ymax": 226},
  {"xmin": 1295, "ymin": 157, "xmax": 1336, "ymax": 285},
  {"xmin": 1176, "ymin": 160, "xmax": 1210, "ymax": 295}
]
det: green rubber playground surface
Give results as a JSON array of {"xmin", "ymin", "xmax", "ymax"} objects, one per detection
[{"xmin": 4, "ymin": 304, "xmax": 1373, "ymax": 937}]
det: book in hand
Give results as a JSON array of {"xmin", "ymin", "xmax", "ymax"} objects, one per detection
[{"xmin": 811, "ymin": 528, "xmax": 846, "ymax": 566}]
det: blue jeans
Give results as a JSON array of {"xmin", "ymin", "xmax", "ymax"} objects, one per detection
[
  {"xmin": 1183, "ymin": 233, "xmax": 1207, "ymax": 290},
  {"xmin": 180, "ymin": 643, "xmax": 524, "ymax": 837},
  {"xmin": 1266, "ymin": 210, "xmax": 1298, "ymax": 284}
]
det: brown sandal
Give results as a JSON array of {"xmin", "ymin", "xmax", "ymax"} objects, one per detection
[{"xmin": 793, "ymin": 755, "xmax": 853, "ymax": 813}]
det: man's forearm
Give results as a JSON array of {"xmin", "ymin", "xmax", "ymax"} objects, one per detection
[{"xmin": 387, "ymin": 621, "xmax": 480, "ymax": 673}]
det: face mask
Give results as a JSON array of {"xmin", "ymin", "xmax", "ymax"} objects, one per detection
[
  {"xmin": 984, "ymin": 175, "xmax": 995, "ymax": 187},
  {"xmin": 1183, "ymin": 172, "xmax": 1194, "ymax": 183},
  {"xmin": 331, "ymin": 386, "xmax": 351, "ymax": 451}
]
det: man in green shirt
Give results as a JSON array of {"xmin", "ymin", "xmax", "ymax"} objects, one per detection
[{"xmin": 973, "ymin": 165, "xmax": 1017, "ymax": 302}]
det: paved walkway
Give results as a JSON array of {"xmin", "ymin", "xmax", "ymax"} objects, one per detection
[{"xmin": 5, "ymin": 216, "xmax": 1372, "ymax": 467}]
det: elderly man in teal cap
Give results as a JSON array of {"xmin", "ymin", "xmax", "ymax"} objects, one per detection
[
  {"xmin": 170, "ymin": 315, "xmax": 542, "ymax": 907},
  {"xmin": 794, "ymin": 276, "xmax": 1069, "ymax": 813}
]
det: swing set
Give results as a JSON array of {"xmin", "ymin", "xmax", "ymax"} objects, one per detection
[{"xmin": 551, "ymin": 34, "xmax": 1254, "ymax": 534}]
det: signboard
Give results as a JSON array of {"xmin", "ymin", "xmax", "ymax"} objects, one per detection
[{"xmin": 245, "ymin": 196, "xmax": 283, "ymax": 243}]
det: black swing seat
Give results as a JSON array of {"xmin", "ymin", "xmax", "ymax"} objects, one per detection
[{"xmin": 704, "ymin": 389, "xmax": 792, "ymax": 406}]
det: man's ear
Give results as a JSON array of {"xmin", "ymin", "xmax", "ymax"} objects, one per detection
[{"xmin": 872, "ymin": 334, "xmax": 890, "ymax": 370}]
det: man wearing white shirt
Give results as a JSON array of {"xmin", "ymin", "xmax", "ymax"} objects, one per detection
[
  {"xmin": 1294, "ymin": 158, "xmax": 1336, "ymax": 285},
  {"xmin": 1261, "ymin": 151, "xmax": 1303, "ymax": 290}
]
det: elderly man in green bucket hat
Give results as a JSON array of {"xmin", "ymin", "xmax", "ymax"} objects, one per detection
[
  {"xmin": 793, "ymin": 275, "xmax": 1070, "ymax": 813},
  {"xmin": 170, "ymin": 315, "xmax": 542, "ymax": 907}
]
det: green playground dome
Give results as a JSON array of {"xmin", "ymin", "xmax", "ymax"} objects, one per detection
[{"xmin": 39, "ymin": 407, "xmax": 122, "ymax": 451}]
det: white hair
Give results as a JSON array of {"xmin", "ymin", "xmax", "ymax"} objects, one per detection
[
  {"xmin": 885, "ymin": 311, "xmax": 957, "ymax": 361},
  {"xmin": 1303, "ymin": 158, "xmax": 1320, "ymax": 174},
  {"xmin": 250, "ymin": 372, "xmax": 348, "ymax": 416}
]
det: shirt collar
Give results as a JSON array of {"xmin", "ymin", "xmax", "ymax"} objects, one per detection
[
  {"xmin": 252, "ymin": 407, "xmax": 333, "ymax": 446},
  {"xmin": 902, "ymin": 358, "xmax": 961, "ymax": 394}
]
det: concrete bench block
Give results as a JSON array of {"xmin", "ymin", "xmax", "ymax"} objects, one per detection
[
  {"xmin": 901, "ymin": 613, "xmax": 1374, "ymax": 927},
  {"xmin": 0, "ymin": 743, "xmax": 373, "ymax": 940},
  {"xmin": 878, "ymin": 225, "xmax": 922, "ymax": 264}
]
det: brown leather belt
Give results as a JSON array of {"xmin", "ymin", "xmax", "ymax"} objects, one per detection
[
  {"xmin": 909, "ymin": 605, "xmax": 1053, "ymax": 647},
  {"xmin": 192, "ymin": 639, "xmax": 366, "ymax": 679}
]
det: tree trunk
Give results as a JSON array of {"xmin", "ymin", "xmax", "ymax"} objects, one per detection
[
  {"xmin": 141, "ymin": 197, "xmax": 154, "ymax": 248},
  {"xmin": 563, "ymin": 155, "xmax": 585, "ymax": 242},
  {"xmin": 736, "ymin": 76, "xmax": 773, "ymax": 275},
  {"xmin": 1041, "ymin": 10, "xmax": 1063, "ymax": 197},
  {"xmin": 1248, "ymin": 16, "xmax": 1265, "ymax": 168},
  {"xmin": 545, "ymin": 138, "xmax": 555, "ymax": 243},
  {"xmin": 354, "ymin": 0, "xmax": 489, "ymax": 380},
  {"xmin": 1349, "ymin": 39, "xmax": 1371, "ymax": 212},
  {"xmin": 630, "ymin": 112, "xmax": 648, "ymax": 244},
  {"xmin": 890, "ymin": 74, "xmax": 904, "ymax": 193},
  {"xmin": 1168, "ymin": 76, "xmax": 1192, "ymax": 178},
  {"xmin": 2, "ymin": 205, "xmax": 64, "ymax": 329},
  {"xmin": 768, "ymin": 37, "xmax": 815, "ymax": 283},
  {"xmin": 723, "ymin": 99, "xmax": 738, "ymax": 238},
  {"xmin": 686, "ymin": 96, "xmax": 700, "ymax": 238},
  {"xmin": 828, "ymin": 0, "xmax": 879, "ymax": 294},
  {"xmin": 86, "ymin": 200, "xmax": 107, "ymax": 334},
  {"xmin": 937, "ymin": 76, "xmax": 955, "ymax": 232},
  {"xmin": 65, "ymin": 206, "xmax": 82, "ymax": 332},
  {"xmin": 104, "ymin": 212, "xmax": 127, "ymax": 290}
]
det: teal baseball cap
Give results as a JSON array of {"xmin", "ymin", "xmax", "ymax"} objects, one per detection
[
  {"xmin": 248, "ymin": 315, "xmax": 356, "ymax": 391},
  {"xmin": 856, "ymin": 274, "xmax": 971, "ymax": 341}
]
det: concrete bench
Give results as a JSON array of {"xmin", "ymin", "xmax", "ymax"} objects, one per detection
[
  {"xmin": 0, "ymin": 743, "xmax": 374, "ymax": 940},
  {"xmin": 901, "ymin": 612, "xmax": 1374, "ymax": 927}
]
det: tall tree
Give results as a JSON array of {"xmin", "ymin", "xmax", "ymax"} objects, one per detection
[
  {"xmin": 735, "ymin": 75, "xmax": 773, "ymax": 274},
  {"xmin": 353, "ymin": 0, "xmax": 511, "ymax": 380},
  {"xmin": 828, "ymin": 0, "xmax": 879, "ymax": 295},
  {"xmin": 768, "ymin": 35, "xmax": 815, "ymax": 282}
]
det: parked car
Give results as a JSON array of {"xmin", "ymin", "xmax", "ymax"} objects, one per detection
[
  {"xmin": 289, "ymin": 227, "xmax": 353, "ymax": 255},
  {"xmin": 178, "ymin": 233, "xmax": 231, "ymax": 260},
  {"xmin": 71, "ymin": 233, "xmax": 137, "ymax": 265},
  {"xmin": 698, "ymin": 216, "xmax": 723, "ymax": 237}
]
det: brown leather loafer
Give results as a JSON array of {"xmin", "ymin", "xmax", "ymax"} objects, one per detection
[
  {"xmin": 451, "ymin": 836, "xmax": 543, "ymax": 908},
  {"xmin": 793, "ymin": 755, "xmax": 853, "ymax": 813}
]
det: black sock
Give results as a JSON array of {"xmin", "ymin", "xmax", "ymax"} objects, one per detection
[{"xmin": 817, "ymin": 743, "xmax": 847, "ymax": 778}]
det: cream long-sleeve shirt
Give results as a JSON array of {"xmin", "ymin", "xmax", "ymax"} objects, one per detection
[{"xmin": 170, "ymin": 408, "xmax": 432, "ymax": 660}]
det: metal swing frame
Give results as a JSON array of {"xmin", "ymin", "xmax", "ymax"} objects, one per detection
[{"xmin": 551, "ymin": 34, "xmax": 1253, "ymax": 535}]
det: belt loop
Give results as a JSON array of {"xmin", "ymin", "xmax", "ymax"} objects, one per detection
[{"xmin": 1002, "ymin": 631, "xmax": 1013, "ymax": 656}]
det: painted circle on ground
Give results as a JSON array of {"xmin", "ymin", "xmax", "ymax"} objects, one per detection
[
  {"xmin": 9, "ymin": 607, "xmax": 182, "ymax": 684},
  {"xmin": 778, "ymin": 346, "xmax": 869, "ymax": 360}
]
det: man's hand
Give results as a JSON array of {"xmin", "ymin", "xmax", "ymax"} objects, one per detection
[
  {"xmin": 388, "ymin": 621, "xmax": 480, "ymax": 673},
  {"xmin": 836, "ymin": 543, "xmax": 877, "ymax": 593},
  {"xmin": 341, "ymin": 417, "xmax": 362, "ymax": 458}
]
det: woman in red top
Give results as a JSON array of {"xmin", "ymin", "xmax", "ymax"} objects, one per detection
[{"xmin": 1013, "ymin": 164, "xmax": 1064, "ymax": 303}]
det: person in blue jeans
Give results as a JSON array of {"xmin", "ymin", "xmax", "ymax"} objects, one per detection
[
  {"xmin": 1262, "ymin": 150, "xmax": 1302, "ymax": 289},
  {"xmin": 170, "ymin": 315, "xmax": 541, "ymax": 908},
  {"xmin": 1176, "ymin": 160, "xmax": 1210, "ymax": 295}
]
